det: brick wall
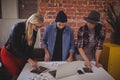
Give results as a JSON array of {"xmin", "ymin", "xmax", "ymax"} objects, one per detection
[{"xmin": 37, "ymin": 0, "xmax": 120, "ymax": 46}]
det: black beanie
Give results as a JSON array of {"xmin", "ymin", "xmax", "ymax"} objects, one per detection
[{"xmin": 55, "ymin": 11, "xmax": 67, "ymax": 23}]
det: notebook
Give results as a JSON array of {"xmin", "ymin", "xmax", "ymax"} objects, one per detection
[{"xmin": 49, "ymin": 61, "xmax": 80, "ymax": 79}]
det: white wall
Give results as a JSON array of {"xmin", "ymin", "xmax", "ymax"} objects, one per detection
[
  {"xmin": 2, "ymin": 0, "xmax": 18, "ymax": 18},
  {"xmin": 0, "ymin": 0, "xmax": 25, "ymax": 47},
  {"xmin": 0, "ymin": 19, "xmax": 25, "ymax": 47}
]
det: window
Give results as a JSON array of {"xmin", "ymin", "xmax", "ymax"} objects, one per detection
[{"xmin": 18, "ymin": 0, "xmax": 37, "ymax": 19}]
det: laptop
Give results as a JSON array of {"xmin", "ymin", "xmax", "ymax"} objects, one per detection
[{"xmin": 49, "ymin": 61, "xmax": 80, "ymax": 79}]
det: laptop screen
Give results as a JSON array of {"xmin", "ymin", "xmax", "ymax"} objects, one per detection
[{"xmin": 55, "ymin": 61, "xmax": 80, "ymax": 79}]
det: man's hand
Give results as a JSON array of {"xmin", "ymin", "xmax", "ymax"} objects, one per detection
[
  {"xmin": 44, "ymin": 48, "xmax": 50, "ymax": 61},
  {"xmin": 66, "ymin": 53, "xmax": 74, "ymax": 62},
  {"xmin": 66, "ymin": 57, "xmax": 73, "ymax": 62},
  {"xmin": 44, "ymin": 52, "xmax": 50, "ymax": 61}
]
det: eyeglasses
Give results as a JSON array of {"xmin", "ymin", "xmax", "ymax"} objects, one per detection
[{"xmin": 34, "ymin": 24, "xmax": 42, "ymax": 28}]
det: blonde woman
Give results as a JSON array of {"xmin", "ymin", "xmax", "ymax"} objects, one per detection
[{"xmin": 0, "ymin": 13, "xmax": 44, "ymax": 79}]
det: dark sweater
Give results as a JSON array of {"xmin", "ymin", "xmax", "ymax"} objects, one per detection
[
  {"xmin": 52, "ymin": 26, "xmax": 64, "ymax": 61},
  {"xmin": 5, "ymin": 21, "xmax": 37, "ymax": 61}
]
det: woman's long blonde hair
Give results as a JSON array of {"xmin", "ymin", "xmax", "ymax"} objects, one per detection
[{"xmin": 25, "ymin": 13, "xmax": 44, "ymax": 46}]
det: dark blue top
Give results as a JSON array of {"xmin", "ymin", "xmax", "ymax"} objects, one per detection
[{"xmin": 5, "ymin": 21, "xmax": 37, "ymax": 61}]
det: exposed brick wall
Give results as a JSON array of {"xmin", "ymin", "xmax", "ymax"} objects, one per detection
[
  {"xmin": 17, "ymin": 0, "xmax": 120, "ymax": 47},
  {"xmin": 37, "ymin": 0, "xmax": 120, "ymax": 46}
]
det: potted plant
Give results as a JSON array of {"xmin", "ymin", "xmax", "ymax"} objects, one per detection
[{"xmin": 106, "ymin": 3, "xmax": 120, "ymax": 44}]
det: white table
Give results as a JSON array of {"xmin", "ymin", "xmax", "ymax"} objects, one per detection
[{"xmin": 17, "ymin": 61, "xmax": 115, "ymax": 80}]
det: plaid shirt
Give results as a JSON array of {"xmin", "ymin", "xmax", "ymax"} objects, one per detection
[{"xmin": 77, "ymin": 24, "xmax": 106, "ymax": 50}]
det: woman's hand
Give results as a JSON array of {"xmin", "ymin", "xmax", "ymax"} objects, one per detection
[
  {"xmin": 96, "ymin": 63, "xmax": 103, "ymax": 68},
  {"xmin": 84, "ymin": 60, "xmax": 92, "ymax": 68},
  {"xmin": 95, "ymin": 50, "xmax": 103, "ymax": 68},
  {"xmin": 28, "ymin": 58, "xmax": 38, "ymax": 68}
]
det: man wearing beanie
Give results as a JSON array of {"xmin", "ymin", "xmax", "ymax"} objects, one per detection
[{"xmin": 42, "ymin": 11, "xmax": 75, "ymax": 61}]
